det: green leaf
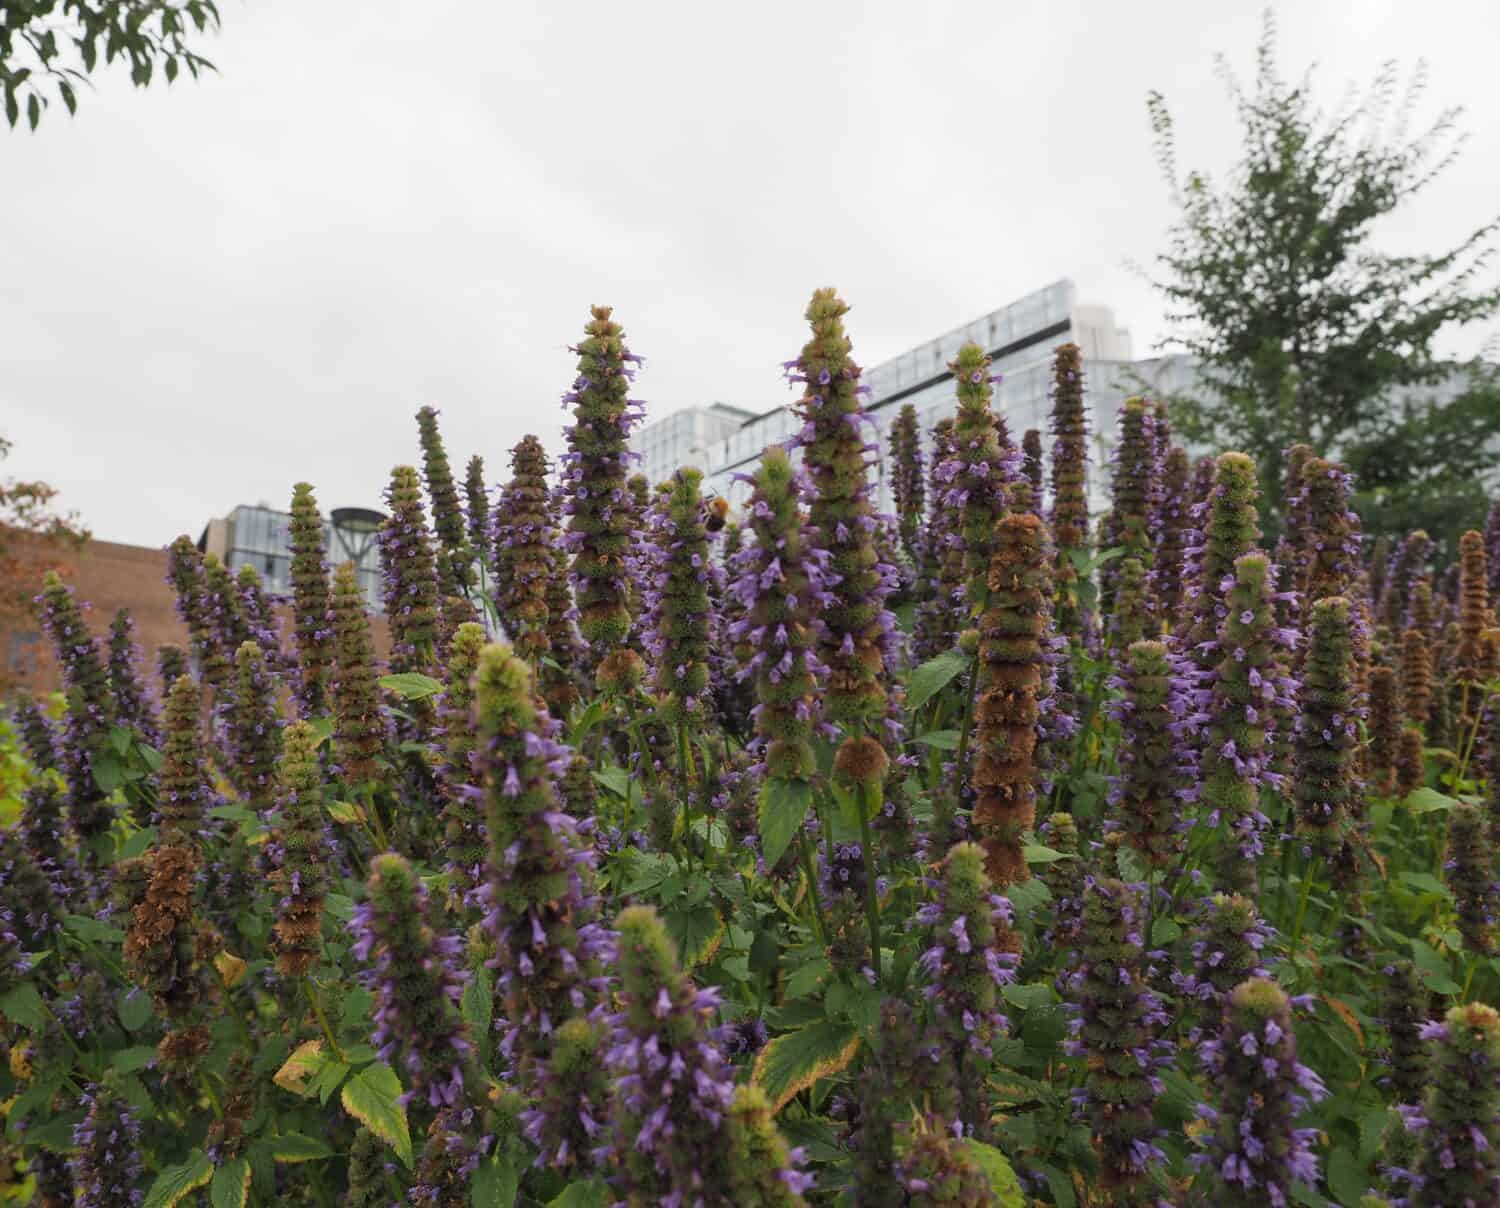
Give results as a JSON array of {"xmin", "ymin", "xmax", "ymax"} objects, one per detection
[
  {"xmin": 111, "ymin": 1045, "xmax": 159, "ymax": 1074},
  {"xmin": 267, "ymin": 1133, "xmax": 334, "ymax": 1162},
  {"xmin": 118, "ymin": 826, "xmax": 157, "ymax": 860},
  {"xmin": 1151, "ymin": 917, "xmax": 1183, "ymax": 945},
  {"xmin": 1405, "ymin": 786, "xmax": 1458, "ymax": 814},
  {"xmin": 210, "ymin": 1158, "xmax": 250, "ymax": 1208},
  {"xmin": 462, "ymin": 971, "xmax": 493, "ymax": 1064},
  {"xmin": 66, "ymin": 913, "xmax": 126, "ymax": 944},
  {"xmin": 1001, "ymin": 982, "xmax": 1057, "ymax": 1012},
  {"xmin": 785, "ymin": 957, "xmax": 830, "ymax": 999},
  {"xmin": 759, "ymin": 777, "xmax": 811, "ymax": 869},
  {"xmin": 119, "ymin": 987, "xmax": 152, "ymax": 1031},
  {"xmin": 377, "ymin": 672, "xmax": 443, "ymax": 700},
  {"xmin": 92, "ymin": 752, "xmax": 124, "ymax": 793},
  {"xmin": 547, "ymin": 1177, "xmax": 609, "ymax": 1208},
  {"xmin": 1041, "ymin": 1164, "xmax": 1077, "ymax": 1208},
  {"xmin": 0, "ymin": 982, "xmax": 45, "ymax": 1030},
  {"xmin": 960, "ymin": 1139, "xmax": 1025, "ymax": 1207},
  {"xmin": 909, "ymin": 729, "xmax": 960, "ymax": 750},
  {"xmin": 144, "ymin": 1150, "xmax": 214, "ymax": 1208},
  {"xmin": 471, "ymin": 1152, "xmax": 520, "ymax": 1207},
  {"xmin": 905, "ymin": 649, "xmax": 969, "ymax": 714},
  {"xmin": 591, "ymin": 766, "xmax": 631, "ymax": 800},
  {"xmin": 1022, "ymin": 843, "xmax": 1073, "ymax": 865},
  {"xmin": 1398, "ymin": 871, "xmax": 1450, "ymax": 897},
  {"xmin": 341, "ymin": 1062, "xmax": 412, "ymax": 1167},
  {"xmin": 1324, "ymin": 1146, "xmax": 1365, "ymax": 1208},
  {"xmin": 307, "ymin": 716, "xmax": 335, "ymax": 746},
  {"xmin": 751, "ymin": 1019, "xmax": 861, "ymax": 1113},
  {"xmin": 311, "ymin": 1060, "xmax": 350, "ymax": 1105},
  {"xmin": 664, "ymin": 903, "xmax": 724, "ymax": 968}
]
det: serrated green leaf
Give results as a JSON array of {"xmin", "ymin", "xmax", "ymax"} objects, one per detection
[
  {"xmin": 341, "ymin": 1062, "xmax": 412, "ymax": 1167},
  {"xmin": 1022, "ymin": 843, "xmax": 1073, "ymax": 865},
  {"xmin": 1001, "ymin": 982, "xmax": 1057, "ymax": 1011},
  {"xmin": 67, "ymin": 913, "xmax": 125, "ymax": 945},
  {"xmin": 378, "ymin": 672, "xmax": 443, "ymax": 700},
  {"xmin": 785, "ymin": 957, "xmax": 830, "ymax": 999},
  {"xmin": 1324, "ymin": 1146, "xmax": 1365, "ymax": 1208},
  {"xmin": 1405, "ymin": 786, "xmax": 1457, "ymax": 814},
  {"xmin": 758, "ymin": 777, "xmax": 811, "ymax": 870},
  {"xmin": 119, "ymin": 987, "xmax": 152, "ymax": 1031},
  {"xmin": 111, "ymin": 1045, "xmax": 158, "ymax": 1073},
  {"xmin": 118, "ymin": 826, "xmax": 157, "ymax": 859},
  {"xmin": 751, "ymin": 1019, "xmax": 861, "ymax": 1113},
  {"xmin": 547, "ymin": 1177, "xmax": 609, "ymax": 1208},
  {"xmin": 471, "ymin": 1152, "xmax": 520, "ymax": 1207},
  {"xmin": 0, "ymin": 982, "xmax": 45, "ymax": 1030},
  {"xmin": 267, "ymin": 1133, "xmax": 334, "ymax": 1162},
  {"xmin": 210, "ymin": 1158, "xmax": 250, "ymax": 1208},
  {"xmin": 591, "ymin": 766, "xmax": 631, "ymax": 800},
  {"xmin": 665, "ymin": 903, "xmax": 724, "ymax": 968},
  {"xmin": 144, "ymin": 1150, "xmax": 214, "ymax": 1208},
  {"xmin": 462, "ymin": 971, "xmax": 493, "ymax": 1065},
  {"xmin": 905, "ymin": 649, "xmax": 969, "ymax": 714},
  {"xmin": 960, "ymin": 1139, "xmax": 1025, "ymax": 1207},
  {"xmin": 311, "ymin": 1060, "xmax": 350, "ymax": 1105}
]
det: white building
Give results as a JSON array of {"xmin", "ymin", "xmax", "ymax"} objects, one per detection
[{"xmin": 630, "ymin": 279, "xmax": 1183, "ymax": 518}]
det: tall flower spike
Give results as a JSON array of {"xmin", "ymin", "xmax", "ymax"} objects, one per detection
[
  {"xmin": 1400, "ymin": 627, "xmax": 1432, "ymax": 728},
  {"xmin": 436, "ymin": 622, "xmax": 487, "ymax": 913},
  {"xmin": 918, "ymin": 842, "xmax": 1017, "ymax": 1136},
  {"xmin": 156, "ymin": 676, "xmax": 211, "ymax": 842},
  {"xmin": 607, "ymin": 904, "xmax": 736, "ymax": 1201},
  {"xmin": 1368, "ymin": 666, "xmax": 1399, "ymax": 796},
  {"xmin": 1411, "ymin": 1003, "xmax": 1500, "ymax": 1205},
  {"xmin": 913, "ymin": 416, "xmax": 963, "ymax": 662},
  {"xmin": 476, "ymin": 641, "xmax": 612, "ymax": 1167},
  {"xmin": 11, "ymin": 693, "xmax": 58, "ymax": 771},
  {"xmin": 1380, "ymin": 530, "xmax": 1432, "ymax": 633},
  {"xmin": 791, "ymin": 289, "xmax": 893, "ymax": 726},
  {"xmin": 70, "ymin": 1078, "xmax": 145, "ymax": 1208},
  {"xmin": 288, "ymin": 482, "xmax": 335, "ymax": 715},
  {"xmin": 464, "ymin": 454, "xmax": 489, "ymax": 556},
  {"xmin": 1110, "ymin": 556, "xmax": 1149, "ymax": 650},
  {"xmin": 1066, "ymin": 877, "xmax": 1167, "ymax": 1202},
  {"xmin": 1102, "ymin": 397, "xmax": 1157, "ymax": 619},
  {"xmin": 1170, "ymin": 893, "xmax": 1273, "ymax": 1042},
  {"xmin": 1192, "ymin": 978, "xmax": 1325, "ymax": 1205},
  {"xmin": 1377, "ymin": 959, "xmax": 1428, "ymax": 1107},
  {"xmin": 269, "ymin": 721, "xmax": 329, "ymax": 976},
  {"xmin": 106, "ymin": 608, "xmax": 160, "ymax": 748},
  {"xmin": 1107, "ymin": 639, "xmax": 1191, "ymax": 867},
  {"xmin": 166, "ymin": 534, "xmax": 227, "ymax": 688},
  {"xmin": 893, "ymin": 1116, "xmax": 993, "ymax": 1206},
  {"xmin": 156, "ymin": 643, "xmax": 188, "ymax": 693},
  {"xmin": 1454, "ymin": 529, "xmax": 1489, "ymax": 705},
  {"xmin": 493, "ymin": 434, "xmax": 554, "ymax": 663},
  {"xmin": 1296, "ymin": 458, "xmax": 1361, "ymax": 606},
  {"xmin": 123, "ymin": 843, "xmax": 212, "ymax": 1034},
  {"xmin": 644, "ymin": 466, "xmax": 714, "ymax": 724},
  {"xmin": 542, "ymin": 535, "xmax": 583, "ymax": 718},
  {"xmin": 36, "ymin": 571, "xmax": 115, "ymax": 846},
  {"xmin": 1445, "ymin": 801, "xmax": 1493, "ymax": 955},
  {"xmin": 202, "ymin": 552, "xmax": 251, "ymax": 663},
  {"xmin": 563, "ymin": 305, "xmax": 646, "ymax": 692},
  {"xmin": 352, "ymin": 852, "xmax": 473, "ymax": 1110},
  {"xmin": 380, "ymin": 465, "xmax": 441, "ymax": 672},
  {"xmin": 972, "ymin": 512, "xmax": 1046, "ymax": 888},
  {"xmin": 416, "ymin": 405, "xmax": 473, "ymax": 596},
  {"xmin": 1020, "ymin": 427, "xmax": 1044, "ymax": 516},
  {"xmin": 1180, "ymin": 452, "xmax": 1261, "ymax": 689},
  {"xmin": 1200, "ymin": 552, "xmax": 1289, "ymax": 895},
  {"xmin": 1292, "ymin": 598, "xmax": 1359, "ymax": 859},
  {"xmin": 889, "ymin": 402, "xmax": 924, "ymax": 562},
  {"xmin": 1395, "ymin": 726, "xmax": 1425, "ymax": 796},
  {"xmin": 1153, "ymin": 445, "xmax": 1192, "ymax": 628},
  {"xmin": 731, "ymin": 446, "xmax": 825, "ymax": 782},
  {"xmin": 226, "ymin": 641, "xmax": 281, "ymax": 807},
  {"xmin": 724, "ymin": 1084, "xmax": 813, "ymax": 1206},
  {"xmin": 1049, "ymin": 342, "xmax": 1091, "ymax": 641},
  {"xmin": 942, "ymin": 341, "xmax": 1010, "ymax": 617},
  {"xmin": 331, "ymin": 561, "xmax": 384, "ymax": 785}
]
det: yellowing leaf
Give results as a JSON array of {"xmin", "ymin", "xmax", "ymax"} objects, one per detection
[
  {"xmin": 213, "ymin": 951, "xmax": 248, "ymax": 988},
  {"xmin": 751, "ymin": 1020, "xmax": 861, "ymax": 1114},
  {"xmin": 143, "ymin": 1150, "xmax": 214, "ymax": 1208},
  {"xmin": 326, "ymin": 800, "xmax": 366, "ymax": 825},
  {"xmin": 341, "ymin": 1062, "xmax": 412, "ymax": 1168},
  {"xmin": 209, "ymin": 1158, "xmax": 250, "ymax": 1208},
  {"xmin": 1324, "ymin": 994, "xmax": 1364, "ymax": 1050},
  {"xmin": 273, "ymin": 1040, "xmax": 325, "ymax": 1096}
]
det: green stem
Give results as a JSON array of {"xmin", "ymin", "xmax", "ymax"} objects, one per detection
[
  {"xmin": 1289, "ymin": 857, "xmax": 1320, "ymax": 951},
  {"xmin": 952, "ymin": 654, "xmax": 982, "ymax": 782},
  {"xmin": 305, "ymin": 978, "xmax": 344, "ymax": 1062},
  {"xmin": 799, "ymin": 831, "xmax": 829, "ymax": 948},
  {"xmin": 678, "ymin": 722, "xmax": 696, "ymax": 872}
]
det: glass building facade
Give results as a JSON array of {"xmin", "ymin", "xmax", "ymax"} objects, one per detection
[
  {"xmin": 629, "ymin": 278, "xmax": 1178, "ymax": 521},
  {"xmin": 210, "ymin": 505, "xmax": 383, "ymax": 611}
]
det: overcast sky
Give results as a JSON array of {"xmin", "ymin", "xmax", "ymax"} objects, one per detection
[{"xmin": 5, "ymin": 0, "xmax": 1499, "ymax": 548}]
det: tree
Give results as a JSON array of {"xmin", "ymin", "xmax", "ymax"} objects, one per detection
[
  {"xmin": 1145, "ymin": 12, "xmax": 1500, "ymax": 548},
  {"xmin": 0, "ymin": 435, "xmax": 89, "ymax": 689},
  {"xmin": 1, "ymin": 0, "xmax": 220, "ymax": 130}
]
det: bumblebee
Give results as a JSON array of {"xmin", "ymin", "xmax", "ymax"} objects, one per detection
[{"xmin": 704, "ymin": 495, "xmax": 731, "ymax": 533}]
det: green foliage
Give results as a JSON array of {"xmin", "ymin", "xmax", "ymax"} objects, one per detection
[{"xmin": 1147, "ymin": 13, "xmax": 1500, "ymax": 543}]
